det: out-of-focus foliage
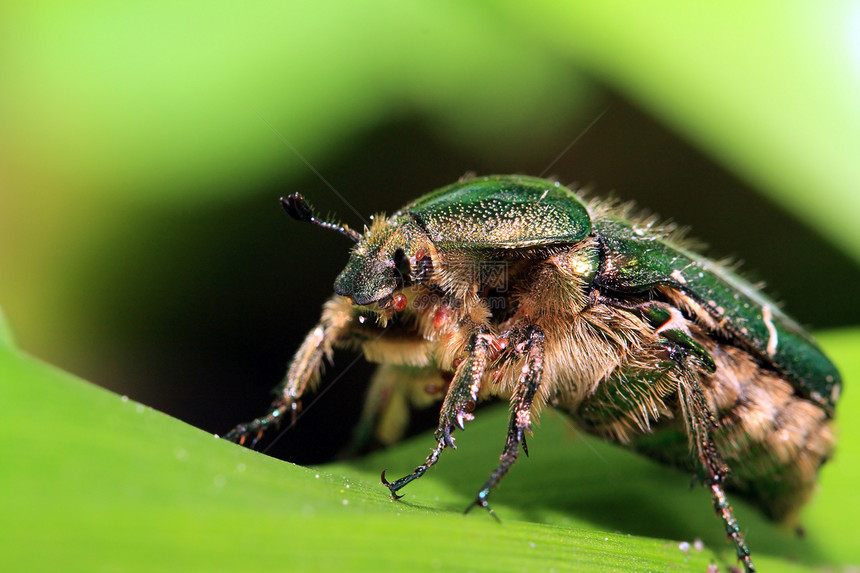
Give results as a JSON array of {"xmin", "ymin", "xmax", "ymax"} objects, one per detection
[
  {"xmin": 0, "ymin": 2, "xmax": 589, "ymax": 206},
  {"xmin": 507, "ymin": 1, "xmax": 860, "ymax": 258},
  {"xmin": 0, "ymin": 307, "xmax": 14, "ymax": 349}
]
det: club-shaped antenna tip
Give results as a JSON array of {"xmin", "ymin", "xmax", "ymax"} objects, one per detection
[
  {"xmin": 280, "ymin": 194, "xmax": 313, "ymax": 222},
  {"xmin": 279, "ymin": 194, "xmax": 362, "ymax": 243}
]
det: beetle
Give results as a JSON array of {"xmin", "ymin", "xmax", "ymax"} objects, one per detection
[{"xmin": 225, "ymin": 174, "xmax": 840, "ymax": 573}]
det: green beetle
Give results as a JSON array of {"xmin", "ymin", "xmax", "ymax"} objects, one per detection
[{"xmin": 226, "ymin": 175, "xmax": 840, "ymax": 573}]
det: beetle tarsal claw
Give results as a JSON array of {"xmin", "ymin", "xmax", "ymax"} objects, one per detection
[
  {"xmin": 222, "ymin": 401, "xmax": 293, "ymax": 448},
  {"xmin": 439, "ymin": 426, "xmax": 456, "ymax": 449},
  {"xmin": 465, "ymin": 493, "xmax": 501, "ymax": 522},
  {"xmin": 380, "ymin": 470, "xmax": 404, "ymax": 500},
  {"xmin": 221, "ymin": 423, "xmax": 247, "ymax": 443}
]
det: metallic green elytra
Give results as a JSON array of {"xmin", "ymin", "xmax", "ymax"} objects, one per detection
[
  {"xmin": 595, "ymin": 215, "xmax": 841, "ymax": 415},
  {"xmin": 404, "ymin": 176, "xmax": 592, "ymax": 248},
  {"xmin": 227, "ymin": 175, "xmax": 841, "ymax": 573}
]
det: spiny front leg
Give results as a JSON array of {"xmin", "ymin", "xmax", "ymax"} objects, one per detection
[
  {"xmin": 468, "ymin": 325, "xmax": 545, "ymax": 518},
  {"xmin": 223, "ymin": 323, "xmax": 328, "ymax": 446},
  {"xmin": 381, "ymin": 328, "xmax": 490, "ymax": 498},
  {"xmin": 224, "ymin": 297, "xmax": 352, "ymax": 446},
  {"xmin": 682, "ymin": 376, "xmax": 755, "ymax": 573}
]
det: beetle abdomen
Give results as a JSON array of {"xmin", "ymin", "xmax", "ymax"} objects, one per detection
[
  {"xmin": 616, "ymin": 338, "xmax": 836, "ymax": 522},
  {"xmin": 706, "ymin": 343, "xmax": 836, "ymax": 521}
]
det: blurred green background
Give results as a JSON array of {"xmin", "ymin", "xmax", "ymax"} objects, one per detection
[{"xmin": 2, "ymin": 0, "xmax": 860, "ymax": 470}]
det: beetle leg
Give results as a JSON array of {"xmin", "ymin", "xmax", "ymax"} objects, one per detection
[
  {"xmin": 381, "ymin": 328, "xmax": 490, "ymax": 497},
  {"xmin": 467, "ymin": 325, "xmax": 545, "ymax": 518},
  {"xmin": 347, "ymin": 364, "xmax": 446, "ymax": 454},
  {"xmin": 223, "ymin": 323, "xmax": 328, "ymax": 445},
  {"xmin": 682, "ymin": 376, "xmax": 755, "ymax": 573},
  {"xmin": 438, "ymin": 328, "xmax": 493, "ymax": 443},
  {"xmin": 223, "ymin": 297, "xmax": 352, "ymax": 445}
]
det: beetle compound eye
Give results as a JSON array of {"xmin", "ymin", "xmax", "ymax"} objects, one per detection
[{"xmin": 392, "ymin": 293, "xmax": 408, "ymax": 312}]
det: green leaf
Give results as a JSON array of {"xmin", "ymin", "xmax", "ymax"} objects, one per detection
[{"xmin": 2, "ymin": 328, "xmax": 858, "ymax": 572}]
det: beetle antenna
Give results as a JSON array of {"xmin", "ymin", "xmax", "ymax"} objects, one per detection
[{"xmin": 280, "ymin": 193, "xmax": 362, "ymax": 243}]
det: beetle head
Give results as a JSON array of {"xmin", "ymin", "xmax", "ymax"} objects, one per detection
[{"xmin": 334, "ymin": 216, "xmax": 429, "ymax": 307}]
